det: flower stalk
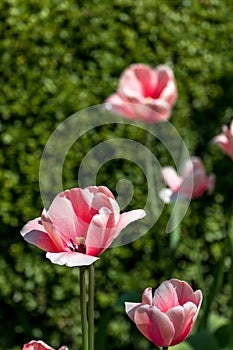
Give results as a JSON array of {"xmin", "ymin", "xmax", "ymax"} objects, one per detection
[
  {"xmin": 80, "ymin": 266, "xmax": 88, "ymax": 350},
  {"xmin": 88, "ymin": 264, "xmax": 95, "ymax": 350}
]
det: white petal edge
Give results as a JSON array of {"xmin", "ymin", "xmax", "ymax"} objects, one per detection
[{"xmin": 46, "ymin": 252, "xmax": 99, "ymax": 267}]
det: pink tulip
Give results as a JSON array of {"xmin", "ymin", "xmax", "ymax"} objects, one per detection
[
  {"xmin": 160, "ymin": 157, "xmax": 215, "ymax": 203},
  {"xmin": 21, "ymin": 186, "xmax": 146, "ymax": 267},
  {"xmin": 105, "ymin": 63, "xmax": 177, "ymax": 123},
  {"xmin": 125, "ymin": 279, "xmax": 202, "ymax": 347},
  {"xmin": 22, "ymin": 340, "xmax": 68, "ymax": 350},
  {"xmin": 212, "ymin": 120, "xmax": 233, "ymax": 160}
]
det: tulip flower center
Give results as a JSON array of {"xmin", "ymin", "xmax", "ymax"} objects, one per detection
[
  {"xmin": 143, "ymin": 96, "xmax": 153, "ymax": 103},
  {"xmin": 69, "ymin": 237, "xmax": 86, "ymax": 254}
]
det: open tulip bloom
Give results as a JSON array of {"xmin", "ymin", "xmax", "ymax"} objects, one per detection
[
  {"xmin": 21, "ymin": 186, "xmax": 146, "ymax": 350},
  {"xmin": 125, "ymin": 279, "xmax": 202, "ymax": 348},
  {"xmin": 159, "ymin": 157, "xmax": 215, "ymax": 203},
  {"xmin": 212, "ymin": 120, "xmax": 233, "ymax": 160},
  {"xmin": 22, "ymin": 340, "xmax": 68, "ymax": 350},
  {"xmin": 105, "ymin": 63, "xmax": 177, "ymax": 123},
  {"xmin": 21, "ymin": 185, "xmax": 146, "ymax": 267}
]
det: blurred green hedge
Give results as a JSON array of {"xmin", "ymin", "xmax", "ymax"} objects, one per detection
[{"xmin": 0, "ymin": 0, "xmax": 233, "ymax": 349}]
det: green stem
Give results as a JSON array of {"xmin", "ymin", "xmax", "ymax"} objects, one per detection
[
  {"xmin": 162, "ymin": 347, "xmax": 168, "ymax": 350},
  {"xmin": 88, "ymin": 264, "xmax": 95, "ymax": 350},
  {"xmin": 145, "ymin": 132, "xmax": 159, "ymax": 219},
  {"xmin": 168, "ymin": 202, "xmax": 181, "ymax": 278},
  {"xmin": 80, "ymin": 266, "xmax": 88, "ymax": 350},
  {"xmin": 228, "ymin": 210, "xmax": 233, "ymax": 348}
]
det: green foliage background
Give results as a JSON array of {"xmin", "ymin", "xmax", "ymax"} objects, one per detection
[{"xmin": 0, "ymin": 0, "xmax": 233, "ymax": 349}]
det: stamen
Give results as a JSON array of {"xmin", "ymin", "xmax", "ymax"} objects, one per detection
[
  {"xmin": 76, "ymin": 236, "xmax": 86, "ymax": 254},
  {"xmin": 69, "ymin": 239, "xmax": 79, "ymax": 252},
  {"xmin": 68, "ymin": 237, "xmax": 86, "ymax": 254}
]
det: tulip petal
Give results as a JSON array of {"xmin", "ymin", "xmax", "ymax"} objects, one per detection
[
  {"xmin": 95, "ymin": 185, "xmax": 116, "ymax": 199},
  {"xmin": 160, "ymin": 80, "xmax": 178, "ymax": 106},
  {"xmin": 130, "ymin": 64, "xmax": 158, "ymax": 98},
  {"xmin": 86, "ymin": 208, "xmax": 121, "ymax": 256},
  {"xmin": 23, "ymin": 340, "xmax": 55, "ymax": 350},
  {"xmin": 142, "ymin": 287, "xmax": 153, "ymax": 305},
  {"xmin": 170, "ymin": 279, "xmax": 200, "ymax": 306},
  {"xmin": 153, "ymin": 280, "xmax": 179, "ymax": 312},
  {"xmin": 46, "ymin": 191, "xmax": 81, "ymax": 241},
  {"xmin": 159, "ymin": 188, "xmax": 178, "ymax": 203},
  {"xmin": 134, "ymin": 305, "xmax": 175, "ymax": 347},
  {"xmin": 172, "ymin": 302, "xmax": 198, "ymax": 345},
  {"xmin": 125, "ymin": 302, "xmax": 141, "ymax": 321},
  {"xmin": 23, "ymin": 340, "xmax": 69, "ymax": 350},
  {"xmin": 166, "ymin": 305, "xmax": 186, "ymax": 345},
  {"xmin": 46, "ymin": 252, "xmax": 98, "ymax": 267},
  {"xmin": 194, "ymin": 289, "xmax": 203, "ymax": 309},
  {"xmin": 20, "ymin": 218, "xmax": 60, "ymax": 252},
  {"xmin": 118, "ymin": 65, "xmax": 146, "ymax": 101},
  {"xmin": 162, "ymin": 167, "xmax": 181, "ymax": 192},
  {"xmin": 67, "ymin": 187, "xmax": 94, "ymax": 223},
  {"xmin": 105, "ymin": 94, "xmax": 136, "ymax": 119},
  {"xmin": 141, "ymin": 99, "xmax": 172, "ymax": 122},
  {"xmin": 156, "ymin": 65, "xmax": 175, "ymax": 97},
  {"xmin": 117, "ymin": 209, "xmax": 146, "ymax": 232}
]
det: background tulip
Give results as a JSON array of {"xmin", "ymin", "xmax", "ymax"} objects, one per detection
[
  {"xmin": 21, "ymin": 186, "xmax": 146, "ymax": 267},
  {"xmin": 105, "ymin": 64, "xmax": 177, "ymax": 122},
  {"xmin": 160, "ymin": 157, "xmax": 215, "ymax": 202},
  {"xmin": 212, "ymin": 120, "xmax": 233, "ymax": 160},
  {"xmin": 125, "ymin": 279, "xmax": 202, "ymax": 347},
  {"xmin": 23, "ymin": 340, "xmax": 68, "ymax": 350}
]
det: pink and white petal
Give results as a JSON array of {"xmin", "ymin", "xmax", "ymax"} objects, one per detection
[
  {"xmin": 142, "ymin": 287, "xmax": 153, "ymax": 305},
  {"xmin": 131, "ymin": 64, "xmax": 158, "ymax": 98},
  {"xmin": 192, "ymin": 158, "xmax": 206, "ymax": 177},
  {"xmin": 135, "ymin": 305, "xmax": 175, "ymax": 347},
  {"xmin": 116, "ymin": 209, "xmax": 146, "ymax": 233},
  {"xmin": 153, "ymin": 280, "xmax": 179, "ymax": 312},
  {"xmin": 105, "ymin": 94, "xmax": 136, "ymax": 119},
  {"xmin": 118, "ymin": 65, "xmax": 145, "ymax": 100},
  {"xmin": 23, "ymin": 229, "xmax": 61, "ymax": 253},
  {"xmin": 66, "ymin": 188, "xmax": 94, "ymax": 223},
  {"xmin": 212, "ymin": 134, "xmax": 228, "ymax": 147},
  {"xmin": 23, "ymin": 340, "xmax": 54, "ymax": 350},
  {"xmin": 46, "ymin": 252, "xmax": 98, "ymax": 267},
  {"xmin": 160, "ymin": 80, "xmax": 178, "ymax": 106},
  {"xmin": 143, "ymin": 99, "xmax": 172, "ymax": 121},
  {"xmin": 20, "ymin": 217, "xmax": 44, "ymax": 237},
  {"xmin": 125, "ymin": 302, "xmax": 141, "ymax": 321},
  {"xmin": 86, "ymin": 213, "xmax": 114, "ymax": 256},
  {"xmin": 172, "ymin": 302, "xmax": 198, "ymax": 345},
  {"xmin": 165, "ymin": 305, "xmax": 185, "ymax": 344},
  {"xmin": 41, "ymin": 210, "xmax": 68, "ymax": 251},
  {"xmin": 96, "ymin": 186, "xmax": 115, "ymax": 199},
  {"xmin": 133, "ymin": 305, "xmax": 154, "ymax": 343},
  {"xmin": 170, "ymin": 279, "xmax": 198, "ymax": 306},
  {"xmin": 46, "ymin": 193, "xmax": 80, "ymax": 241},
  {"xmin": 194, "ymin": 290, "xmax": 203, "ymax": 309},
  {"xmin": 20, "ymin": 218, "xmax": 60, "ymax": 252},
  {"xmin": 162, "ymin": 167, "xmax": 181, "ymax": 191},
  {"xmin": 154, "ymin": 65, "xmax": 174, "ymax": 98},
  {"xmin": 179, "ymin": 173, "xmax": 204, "ymax": 199},
  {"xmin": 58, "ymin": 347, "xmax": 69, "ymax": 350},
  {"xmin": 159, "ymin": 188, "xmax": 174, "ymax": 203},
  {"xmin": 90, "ymin": 193, "xmax": 119, "ymax": 218},
  {"xmin": 182, "ymin": 157, "xmax": 205, "ymax": 178}
]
